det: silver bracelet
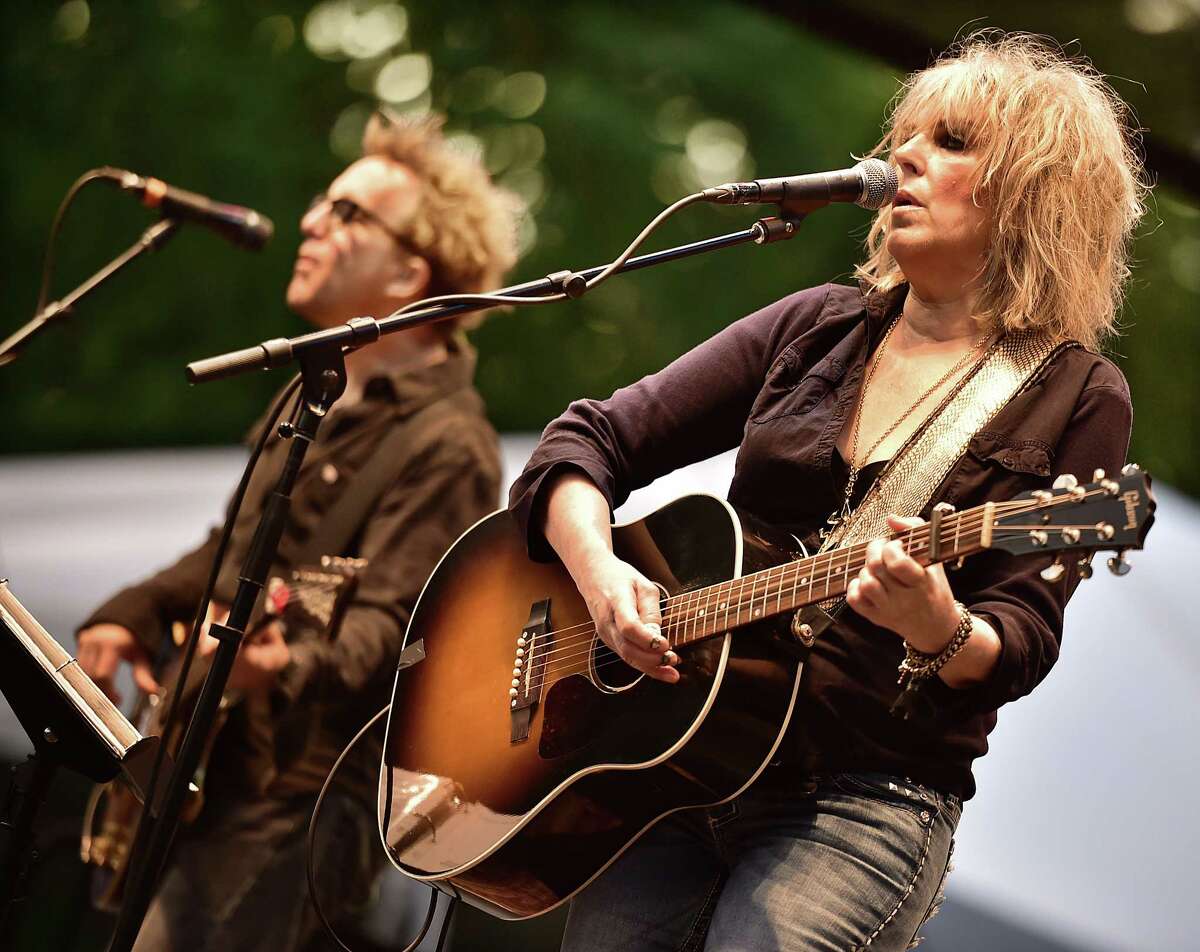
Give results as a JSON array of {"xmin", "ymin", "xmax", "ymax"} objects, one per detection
[{"xmin": 897, "ymin": 601, "xmax": 974, "ymax": 685}]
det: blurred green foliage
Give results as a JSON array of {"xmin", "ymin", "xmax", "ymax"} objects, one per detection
[{"xmin": 2, "ymin": 0, "xmax": 1197, "ymax": 497}]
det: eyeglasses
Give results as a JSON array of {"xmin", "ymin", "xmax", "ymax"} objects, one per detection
[{"xmin": 307, "ymin": 192, "xmax": 408, "ymax": 245}]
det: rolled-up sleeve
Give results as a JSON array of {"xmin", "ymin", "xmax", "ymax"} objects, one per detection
[{"xmin": 952, "ymin": 378, "xmax": 1134, "ymax": 713}]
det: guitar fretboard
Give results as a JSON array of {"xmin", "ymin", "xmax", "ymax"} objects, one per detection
[{"xmin": 658, "ymin": 505, "xmax": 993, "ymax": 645}]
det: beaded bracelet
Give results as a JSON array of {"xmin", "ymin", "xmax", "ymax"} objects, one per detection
[{"xmin": 890, "ymin": 602, "xmax": 974, "ymax": 720}]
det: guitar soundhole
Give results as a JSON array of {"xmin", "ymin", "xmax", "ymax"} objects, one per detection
[
  {"xmin": 588, "ymin": 582, "xmax": 668, "ymax": 693},
  {"xmin": 589, "ymin": 638, "xmax": 641, "ymax": 693}
]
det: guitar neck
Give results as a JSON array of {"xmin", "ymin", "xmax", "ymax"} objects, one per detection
[{"xmin": 660, "ymin": 503, "xmax": 995, "ymax": 647}]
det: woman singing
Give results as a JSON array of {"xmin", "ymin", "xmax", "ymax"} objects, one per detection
[{"xmin": 509, "ymin": 31, "xmax": 1147, "ymax": 951}]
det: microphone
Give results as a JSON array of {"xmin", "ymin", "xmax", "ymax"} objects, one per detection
[
  {"xmin": 98, "ymin": 167, "xmax": 274, "ymax": 250},
  {"xmin": 701, "ymin": 158, "xmax": 898, "ymax": 214}
]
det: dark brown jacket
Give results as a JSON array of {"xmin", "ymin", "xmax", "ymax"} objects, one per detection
[
  {"xmin": 509, "ymin": 283, "xmax": 1133, "ymax": 798},
  {"xmin": 85, "ymin": 341, "xmax": 501, "ymax": 805}
]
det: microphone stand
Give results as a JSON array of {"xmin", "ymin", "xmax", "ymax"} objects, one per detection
[
  {"xmin": 105, "ymin": 211, "xmax": 803, "ymax": 952},
  {"xmin": 0, "ymin": 219, "xmax": 180, "ymax": 368},
  {"xmin": 184, "ymin": 215, "xmax": 803, "ymax": 383}
]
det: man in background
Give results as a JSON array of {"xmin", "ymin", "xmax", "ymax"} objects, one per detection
[{"xmin": 76, "ymin": 110, "xmax": 518, "ymax": 951}]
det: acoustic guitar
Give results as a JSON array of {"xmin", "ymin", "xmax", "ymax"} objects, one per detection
[
  {"xmin": 377, "ymin": 468, "xmax": 1154, "ymax": 919},
  {"xmin": 80, "ymin": 556, "xmax": 365, "ymax": 912}
]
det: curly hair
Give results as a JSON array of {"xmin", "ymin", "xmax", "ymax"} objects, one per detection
[
  {"xmin": 362, "ymin": 109, "xmax": 520, "ymax": 329},
  {"xmin": 855, "ymin": 31, "xmax": 1149, "ymax": 351}
]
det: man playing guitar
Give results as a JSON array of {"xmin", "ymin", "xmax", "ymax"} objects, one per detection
[{"xmin": 75, "ymin": 110, "xmax": 518, "ymax": 952}]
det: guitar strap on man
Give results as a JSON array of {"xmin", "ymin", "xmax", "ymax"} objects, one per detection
[
  {"xmin": 253, "ymin": 389, "xmax": 473, "ymax": 788},
  {"xmin": 291, "ymin": 389, "xmax": 474, "ymax": 567},
  {"xmin": 794, "ymin": 329, "xmax": 1071, "ymax": 640}
]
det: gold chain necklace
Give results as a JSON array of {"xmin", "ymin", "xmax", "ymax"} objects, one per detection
[{"xmin": 827, "ymin": 317, "xmax": 992, "ymax": 535}]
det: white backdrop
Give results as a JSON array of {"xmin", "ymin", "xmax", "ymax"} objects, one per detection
[{"xmin": 1, "ymin": 441, "xmax": 1195, "ymax": 951}]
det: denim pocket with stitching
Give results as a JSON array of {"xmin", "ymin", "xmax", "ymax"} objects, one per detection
[{"xmin": 831, "ymin": 773, "xmax": 940, "ymax": 823}]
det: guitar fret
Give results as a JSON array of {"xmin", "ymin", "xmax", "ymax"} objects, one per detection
[
  {"xmin": 700, "ymin": 579, "xmax": 716, "ymax": 640},
  {"xmin": 683, "ymin": 585, "xmax": 697, "ymax": 644},
  {"xmin": 671, "ymin": 589, "xmax": 688, "ymax": 643}
]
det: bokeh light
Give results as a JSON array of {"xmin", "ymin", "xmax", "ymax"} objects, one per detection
[
  {"xmin": 375, "ymin": 52, "xmax": 432, "ymax": 103},
  {"xmin": 494, "ymin": 72, "xmax": 547, "ymax": 119},
  {"xmin": 1124, "ymin": 0, "xmax": 1200, "ymax": 33},
  {"xmin": 52, "ymin": 0, "xmax": 90, "ymax": 43},
  {"xmin": 304, "ymin": 0, "xmax": 408, "ymax": 61}
]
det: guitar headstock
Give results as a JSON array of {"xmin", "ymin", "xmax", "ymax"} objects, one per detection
[{"xmin": 985, "ymin": 464, "xmax": 1155, "ymax": 580}]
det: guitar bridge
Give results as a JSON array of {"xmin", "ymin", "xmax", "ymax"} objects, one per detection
[{"xmin": 509, "ymin": 599, "xmax": 550, "ymax": 744}]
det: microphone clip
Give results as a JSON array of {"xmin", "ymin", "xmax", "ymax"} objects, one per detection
[{"xmin": 752, "ymin": 216, "xmax": 804, "ymax": 245}]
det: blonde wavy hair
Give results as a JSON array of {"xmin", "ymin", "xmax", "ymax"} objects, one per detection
[
  {"xmin": 362, "ymin": 109, "xmax": 520, "ymax": 330},
  {"xmin": 855, "ymin": 31, "xmax": 1148, "ymax": 351}
]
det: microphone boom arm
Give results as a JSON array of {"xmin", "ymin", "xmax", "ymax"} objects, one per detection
[
  {"xmin": 0, "ymin": 219, "xmax": 180, "ymax": 369},
  {"xmin": 186, "ymin": 214, "xmax": 804, "ymax": 384}
]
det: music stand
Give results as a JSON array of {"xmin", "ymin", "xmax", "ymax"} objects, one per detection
[{"xmin": 0, "ymin": 580, "xmax": 167, "ymax": 932}]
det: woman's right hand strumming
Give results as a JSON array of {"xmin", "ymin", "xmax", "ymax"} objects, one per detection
[{"xmin": 542, "ymin": 471, "xmax": 680, "ymax": 684}]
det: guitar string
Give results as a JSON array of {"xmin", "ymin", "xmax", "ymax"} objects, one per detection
[
  {"xmin": 539, "ymin": 485, "xmax": 1119, "ymax": 661},
  {"xmin": 520, "ymin": 507, "xmax": 1045, "ymax": 677},
  {"xmin": 548, "ymin": 514, "xmax": 1090, "ymax": 684},
  {"xmin": 504, "ymin": 496, "xmax": 1039, "ymax": 654},
  {"xmin": 525, "ymin": 485, "xmax": 1127, "ymax": 680},
  {"xmin": 519, "ymin": 497, "xmax": 1037, "ymax": 669},
  {"xmin": 530, "ymin": 522, "xmax": 979, "ymax": 679},
  {"xmin": 518, "ymin": 493, "xmax": 1110, "ymax": 680}
]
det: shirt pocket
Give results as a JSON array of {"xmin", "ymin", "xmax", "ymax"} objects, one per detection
[
  {"xmin": 966, "ymin": 431, "xmax": 1053, "ymax": 477},
  {"xmin": 750, "ymin": 347, "xmax": 846, "ymax": 424}
]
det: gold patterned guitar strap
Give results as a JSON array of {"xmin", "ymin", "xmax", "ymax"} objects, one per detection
[{"xmin": 819, "ymin": 329, "xmax": 1069, "ymax": 556}]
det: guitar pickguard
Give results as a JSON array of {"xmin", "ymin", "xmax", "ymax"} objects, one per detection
[{"xmin": 538, "ymin": 674, "xmax": 609, "ymax": 759}]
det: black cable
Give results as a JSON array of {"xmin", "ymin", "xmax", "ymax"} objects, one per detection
[
  {"xmin": 123, "ymin": 374, "xmax": 303, "ymax": 886},
  {"xmin": 383, "ymin": 192, "xmax": 707, "ymax": 318},
  {"xmin": 433, "ymin": 891, "xmax": 460, "ymax": 952},
  {"xmin": 34, "ymin": 167, "xmax": 120, "ymax": 314},
  {"xmin": 306, "ymin": 704, "xmax": 443, "ymax": 952},
  {"xmin": 297, "ymin": 197, "xmax": 716, "ymax": 952}
]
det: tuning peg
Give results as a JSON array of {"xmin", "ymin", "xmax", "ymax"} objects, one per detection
[
  {"xmin": 1077, "ymin": 557, "xmax": 1094, "ymax": 579},
  {"xmin": 1107, "ymin": 553, "xmax": 1131, "ymax": 576},
  {"xmin": 1121, "ymin": 463, "xmax": 1141, "ymax": 476},
  {"xmin": 1040, "ymin": 557, "xmax": 1066, "ymax": 582},
  {"xmin": 1053, "ymin": 473, "xmax": 1078, "ymax": 491},
  {"xmin": 1093, "ymin": 468, "xmax": 1106, "ymax": 481}
]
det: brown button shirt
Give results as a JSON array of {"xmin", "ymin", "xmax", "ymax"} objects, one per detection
[
  {"xmin": 509, "ymin": 283, "xmax": 1133, "ymax": 799},
  {"xmin": 85, "ymin": 339, "xmax": 502, "ymax": 805}
]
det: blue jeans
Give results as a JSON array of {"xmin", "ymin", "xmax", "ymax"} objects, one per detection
[{"xmin": 562, "ymin": 770, "xmax": 961, "ymax": 952}]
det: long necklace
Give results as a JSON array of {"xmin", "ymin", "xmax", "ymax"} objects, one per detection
[{"xmin": 825, "ymin": 317, "xmax": 993, "ymax": 537}]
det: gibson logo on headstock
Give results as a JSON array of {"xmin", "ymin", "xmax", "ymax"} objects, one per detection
[{"xmin": 1122, "ymin": 490, "xmax": 1141, "ymax": 531}]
